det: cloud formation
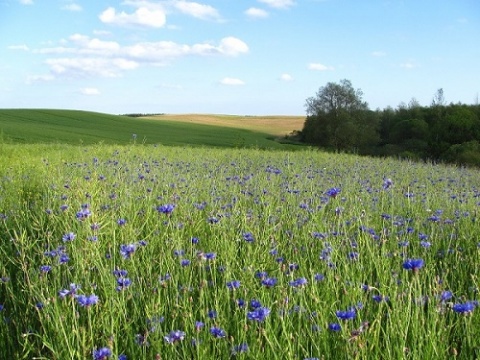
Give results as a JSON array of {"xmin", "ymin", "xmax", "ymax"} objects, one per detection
[
  {"xmin": 220, "ymin": 77, "xmax": 245, "ymax": 85},
  {"xmin": 34, "ymin": 34, "xmax": 248, "ymax": 79},
  {"xmin": 258, "ymin": 0, "xmax": 295, "ymax": 9},
  {"xmin": 308, "ymin": 63, "xmax": 334, "ymax": 71},
  {"xmin": 99, "ymin": 6, "xmax": 167, "ymax": 28},
  {"xmin": 245, "ymin": 7, "xmax": 269, "ymax": 18},
  {"xmin": 172, "ymin": 1, "xmax": 221, "ymax": 20}
]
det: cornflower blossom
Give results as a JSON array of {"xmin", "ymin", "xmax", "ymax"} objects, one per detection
[
  {"xmin": 226, "ymin": 280, "xmax": 240, "ymax": 290},
  {"xmin": 452, "ymin": 302, "xmax": 476, "ymax": 314},
  {"xmin": 336, "ymin": 308, "xmax": 356, "ymax": 320},
  {"xmin": 157, "ymin": 204, "xmax": 175, "ymax": 215},
  {"xmin": 383, "ymin": 178, "xmax": 393, "ymax": 189},
  {"xmin": 164, "ymin": 330, "xmax": 186, "ymax": 344},
  {"xmin": 117, "ymin": 218, "xmax": 127, "ymax": 226},
  {"xmin": 250, "ymin": 299, "xmax": 262, "ymax": 309},
  {"xmin": 261, "ymin": 277, "xmax": 277, "ymax": 288},
  {"xmin": 289, "ymin": 278, "xmax": 308, "ymax": 288},
  {"xmin": 116, "ymin": 277, "xmax": 132, "ymax": 291},
  {"xmin": 92, "ymin": 347, "xmax": 111, "ymax": 360},
  {"xmin": 40, "ymin": 265, "xmax": 52, "ymax": 273},
  {"xmin": 402, "ymin": 258, "xmax": 424, "ymax": 272},
  {"xmin": 195, "ymin": 321, "xmax": 204, "ymax": 331},
  {"xmin": 120, "ymin": 244, "xmax": 137, "ymax": 259},
  {"xmin": 62, "ymin": 232, "xmax": 76, "ymax": 242},
  {"xmin": 180, "ymin": 259, "xmax": 191, "ymax": 267},
  {"xmin": 210, "ymin": 326, "xmax": 226, "ymax": 338},
  {"xmin": 76, "ymin": 294, "xmax": 99, "ymax": 307},
  {"xmin": 325, "ymin": 187, "xmax": 341, "ymax": 198},
  {"xmin": 247, "ymin": 307, "xmax": 270, "ymax": 322},
  {"xmin": 76, "ymin": 207, "xmax": 91, "ymax": 220},
  {"xmin": 328, "ymin": 323, "xmax": 341, "ymax": 332},
  {"xmin": 242, "ymin": 232, "xmax": 255, "ymax": 242},
  {"xmin": 59, "ymin": 283, "xmax": 80, "ymax": 298}
]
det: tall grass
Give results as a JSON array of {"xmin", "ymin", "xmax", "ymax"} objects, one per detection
[{"xmin": 0, "ymin": 143, "xmax": 479, "ymax": 359}]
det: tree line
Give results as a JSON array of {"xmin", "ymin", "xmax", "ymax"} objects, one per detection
[{"xmin": 299, "ymin": 79, "xmax": 480, "ymax": 166}]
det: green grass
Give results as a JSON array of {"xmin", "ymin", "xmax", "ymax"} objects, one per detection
[
  {"xmin": 1, "ymin": 143, "xmax": 480, "ymax": 359},
  {"xmin": 0, "ymin": 109, "xmax": 302, "ymax": 149}
]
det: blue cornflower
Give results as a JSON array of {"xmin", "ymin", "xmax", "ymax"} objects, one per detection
[
  {"xmin": 242, "ymin": 232, "xmax": 255, "ymax": 242},
  {"xmin": 336, "ymin": 308, "xmax": 356, "ymax": 320},
  {"xmin": 289, "ymin": 277, "xmax": 308, "ymax": 288},
  {"xmin": 195, "ymin": 321, "xmax": 204, "ymax": 330},
  {"xmin": 328, "ymin": 323, "xmax": 341, "ymax": 332},
  {"xmin": 382, "ymin": 178, "xmax": 393, "ymax": 189},
  {"xmin": 261, "ymin": 277, "xmax": 277, "ymax": 288},
  {"xmin": 76, "ymin": 294, "xmax": 99, "ymax": 307},
  {"xmin": 59, "ymin": 283, "xmax": 81, "ymax": 298},
  {"xmin": 314, "ymin": 273, "xmax": 325, "ymax": 282},
  {"xmin": 180, "ymin": 259, "xmax": 191, "ymax": 267},
  {"xmin": 118, "ymin": 355, "xmax": 127, "ymax": 360},
  {"xmin": 325, "ymin": 187, "xmax": 341, "ymax": 198},
  {"xmin": 237, "ymin": 299, "xmax": 246, "ymax": 308},
  {"xmin": 62, "ymin": 232, "xmax": 76, "ymax": 242},
  {"xmin": 226, "ymin": 280, "xmax": 241, "ymax": 290},
  {"xmin": 191, "ymin": 237, "xmax": 199, "ymax": 244},
  {"xmin": 116, "ymin": 277, "xmax": 132, "ymax": 291},
  {"xmin": 207, "ymin": 309, "xmax": 217, "ymax": 319},
  {"xmin": 117, "ymin": 218, "xmax": 127, "ymax": 226},
  {"xmin": 247, "ymin": 307, "xmax": 270, "ymax": 322},
  {"xmin": 440, "ymin": 291, "xmax": 453, "ymax": 302},
  {"xmin": 232, "ymin": 343, "xmax": 249, "ymax": 355},
  {"xmin": 402, "ymin": 258, "xmax": 424, "ymax": 271},
  {"xmin": 92, "ymin": 347, "xmax": 111, "ymax": 360},
  {"xmin": 157, "ymin": 204, "xmax": 175, "ymax": 215},
  {"xmin": 210, "ymin": 326, "xmax": 226, "ymax": 338},
  {"xmin": 372, "ymin": 295, "xmax": 389, "ymax": 303},
  {"xmin": 164, "ymin": 330, "xmax": 186, "ymax": 344},
  {"xmin": 76, "ymin": 207, "xmax": 91, "ymax": 220},
  {"xmin": 120, "ymin": 244, "xmax": 137, "ymax": 259},
  {"xmin": 250, "ymin": 299, "xmax": 262, "ymax": 309},
  {"xmin": 113, "ymin": 269, "xmax": 128, "ymax": 278},
  {"xmin": 452, "ymin": 302, "xmax": 476, "ymax": 314},
  {"xmin": 40, "ymin": 265, "xmax": 52, "ymax": 273}
]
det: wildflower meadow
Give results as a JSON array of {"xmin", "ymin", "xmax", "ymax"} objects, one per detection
[{"xmin": 0, "ymin": 143, "xmax": 479, "ymax": 359}]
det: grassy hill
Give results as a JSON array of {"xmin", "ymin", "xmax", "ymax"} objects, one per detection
[{"xmin": 0, "ymin": 109, "xmax": 305, "ymax": 149}]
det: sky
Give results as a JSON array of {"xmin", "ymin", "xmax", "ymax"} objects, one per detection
[{"xmin": 0, "ymin": 0, "xmax": 479, "ymax": 115}]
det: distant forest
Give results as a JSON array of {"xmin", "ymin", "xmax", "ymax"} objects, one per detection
[{"xmin": 298, "ymin": 81, "xmax": 480, "ymax": 166}]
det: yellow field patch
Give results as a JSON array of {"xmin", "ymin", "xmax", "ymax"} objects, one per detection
[{"xmin": 142, "ymin": 114, "xmax": 306, "ymax": 137}]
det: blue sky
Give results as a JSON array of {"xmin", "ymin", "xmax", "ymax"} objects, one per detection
[{"xmin": 0, "ymin": 0, "xmax": 479, "ymax": 115}]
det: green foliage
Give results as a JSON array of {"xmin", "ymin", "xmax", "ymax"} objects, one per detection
[{"xmin": 301, "ymin": 83, "xmax": 480, "ymax": 166}]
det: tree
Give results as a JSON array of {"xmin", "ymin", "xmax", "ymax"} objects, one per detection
[{"xmin": 301, "ymin": 79, "xmax": 378, "ymax": 151}]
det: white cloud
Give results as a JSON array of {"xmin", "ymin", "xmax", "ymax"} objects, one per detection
[
  {"xmin": 220, "ymin": 77, "xmax": 245, "ymax": 86},
  {"xmin": 258, "ymin": 0, "xmax": 295, "ymax": 9},
  {"xmin": 26, "ymin": 74, "xmax": 54, "ymax": 83},
  {"xmin": 400, "ymin": 61, "xmax": 418, "ymax": 69},
  {"xmin": 45, "ymin": 57, "xmax": 139, "ymax": 78},
  {"xmin": 245, "ymin": 7, "xmax": 269, "ymax": 18},
  {"xmin": 19, "ymin": 0, "xmax": 33, "ymax": 5},
  {"xmin": 80, "ymin": 87, "xmax": 100, "ymax": 95},
  {"xmin": 62, "ymin": 3, "xmax": 82, "ymax": 12},
  {"xmin": 218, "ymin": 37, "xmax": 249, "ymax": 56},
  {"xmin": 99, "ymin": 6, "xmax": 166, "ymax": 28},
  {"xmin": 34, "ymin": 34, "xmax": 248, "ymax": 79},
  {"xmin": 280, "ymin": 73, "xmax": 293, "ymax": 81},
  {"xmin": 173, "ymin": 1, "xmax": 221, "ymax": 20},
  {"xmin": 8, "ymin": 44, "xmax": 29, "ymax": 51},
  {"xmin": 308, "ymin": 63, "xmax": 334, "ymax": 71},
  {"xmin": 371, "ymin": 51, "xmax": 386, "ymax": 57}
]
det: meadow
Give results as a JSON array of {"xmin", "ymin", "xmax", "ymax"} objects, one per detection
[
  {"xmin": 1, "ymin": 141, "xmax": 480, "ymax": 360},
  {"xmin": 0, "ymin": 110, "xmax": 479, "ymax": 359}
]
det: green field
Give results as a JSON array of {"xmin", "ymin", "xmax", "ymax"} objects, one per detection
[
  {"xmin": 0, "ymin": 109, "xmax": 479, "ymax": 359},
  {"xmin": 0, "ymin": 109, "xmax": 303, "ymax": 149}
]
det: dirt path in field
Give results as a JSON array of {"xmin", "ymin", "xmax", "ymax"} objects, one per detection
[{"xmin": 142, "ymin": 114, "xmax": 305, "ymax": 137}]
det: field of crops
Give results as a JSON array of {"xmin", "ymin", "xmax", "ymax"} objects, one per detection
[
  {"xmin": 1, "ymin": 142, "xmax": 479, "ymax": 359},
  {"xmin": 0, "ymin": 109, "xmax": 302, "ymax": 149}
]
